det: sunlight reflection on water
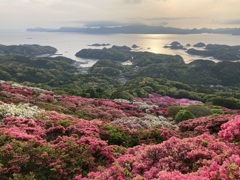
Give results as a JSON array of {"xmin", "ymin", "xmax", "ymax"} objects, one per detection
[{"xmin": 0, "ymin": 31, "xmax": 239, "ymax": 66}]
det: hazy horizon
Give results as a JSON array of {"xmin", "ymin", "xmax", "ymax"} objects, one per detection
[{"xmin": 1, "ymin": 0, "xmax": 240, "ymax": 31}]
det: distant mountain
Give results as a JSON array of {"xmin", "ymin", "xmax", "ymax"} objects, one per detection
[{"xmin": 27, "ymin": 25, "xmax": 240, "ymax": 35}]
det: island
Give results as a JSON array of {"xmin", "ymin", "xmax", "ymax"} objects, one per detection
[
  {"xmin": 187, "ymin": 44, "xmax": 240, "ymax": 60},
  {"xmin": 164, "ymin": 41, "xmax": 186, "ymax": 50},
  {"xmin": 88, "ymin": 43, "xmax": 111, "ymax": 47},
  {"xmin": 0, "ymin": 44, "xmax": 57, "ymax": 56},
  {"xmin": 26, "ymin": 24, "xmax": 240, "ymax": 35}
]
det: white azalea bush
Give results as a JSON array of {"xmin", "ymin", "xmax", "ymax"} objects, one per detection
[
  {"xmin": 11, "ymin": 82, "xmax": 53, "ymax": 93},
  {"xmin": 111, "ymin": 114, "xmax": 178, "ymax": 130},
  {"xmin": 0, "ymin": 103, "xmax": 41, "ymax": 119},
  {"xmin": 0, "ymin": 80, "xmax": 6, "ymax": 84}
]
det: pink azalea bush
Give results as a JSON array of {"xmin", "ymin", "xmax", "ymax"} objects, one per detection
[
  {"xmin": 0, "ymin": 111, "xmax": 115, "ymax": 179},
  {"xmin": 219, "ymin": 115, "xmax": 240, "ymax": 146},
  {"xmin": 78, "ymin": 133, "xmax": 239, "ymax": 179},
  {"xmin": 132, "ymin": 93, "xmax": 202, "ymax": 107},
  {"xmin": 178, "ymin": 114, "xmax": 234, "ymax": 134}
]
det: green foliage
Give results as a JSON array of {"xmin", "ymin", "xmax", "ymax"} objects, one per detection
[
  {"xmin": 187, "ymin": 44, "xmax": 240, "ymax": 61},
  {"xmin": 168, "ymin": 106, "xmax": 182, "ymax": 118},
  {"xmin": 138, "ymin": 128, "xmax": 164, "ymax": 144},
  {"xmin": 100, "ymin": 125, "xmax": 138, "ymax": 147},
  {"xmin": 212, "ymin": 97, "xmax": 240, "ymax": 109},
  {"xmin": 59, "ymin": 119, "xmax": 76, "ymax": 128},
  {"xmin": 210, "ymin": 108, "xmax": 224, "ymax": 115},
  {"xmin": 186, "ymin": 105, "xmax": 212, "ymax": 118},
  {"xmin": 90, "ymin": 59, "xmax": 124, "ymax": 78},
  {"xmin": 75, "ymin": 46, "xmax": 132, "ymax": 62},
  {"xmin": 10, "ymin": 172, "xmax": 36, "ymax": 180},
  {"xmin": 175, "ymin": 110, "xmax": 195, "ymax": 124}
]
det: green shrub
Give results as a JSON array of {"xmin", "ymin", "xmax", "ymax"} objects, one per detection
[
  {"xmin": 167, "ymin": 106, "xmax": 182, "ymax": 118},
  {"xmin": 100, "ymin": 125, "xmax": 138, "ymax": 147},
  {"xmin": 210, "ymin": 108, "xmax": 224, "ymax": 115},
  {"xmin": 175, "ymin": 110, "xmax": 195, "ymax": 124},
  {"xmin": 10, "ymin": 172, "xmax": 36, "ymax": 180},
  {"xmin": 186, "ymin": 105, "xmax": 212, "ymax": 118}
]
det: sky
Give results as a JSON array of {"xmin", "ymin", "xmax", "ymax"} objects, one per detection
[{"xmin": 1, "ymin": 0, "xmax": 240, "ymax": 30}]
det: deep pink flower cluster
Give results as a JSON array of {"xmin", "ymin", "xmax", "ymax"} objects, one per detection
[
  {"xmin": 198, "ymin": 154, "xmax": 240, "ymax": 180},
  {"xmin": 0, "ymin": 82, "xmax": 53, "ymax": 104},
  {"xmin": 178, "ymin": 114, "xmax": 234, "ymax": 134},
  {"xmin": 132, "ymin": 93, "xmax": 202, "ymax": 107},
  {"xmin": 219, "ymin": 115, "xmax": 240, "ymax": 146},
  {"xmin": 0, "ymin": 110, "xmax": 115, "ymax": 178},
  {"xmin": 78, "ymin": 133, "xmax": 238, "ymax": 179},
  {"xmin": 48, "ymin": 135, "xmax": 115, "ymax": 178}
]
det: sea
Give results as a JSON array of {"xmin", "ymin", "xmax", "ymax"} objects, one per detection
[{"xmin": 1, "ymin": 30, "xmax": 240, "ymax": 67}]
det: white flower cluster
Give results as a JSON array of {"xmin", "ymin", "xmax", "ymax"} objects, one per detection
[
  {"xmin": 0, "ymin": 80, "xmax": 6, "ymax": 84},
  {"xmin": 11, "ymin": 83, "xmax": 53, "ymax": 93},
  {"xmin": 0, "ymin": 103, "xmax": 40, "ymax": 119},
  {"xmin": 132, "ymin": 101, "xmax": 158, "ymax": 111},
  {"xmin": 112, "ymin": 115, "xmax": 178, "ymax": 130},
  {"xmin": 113, "ymin": 99, "xmax": 131, "ymax": 104}
]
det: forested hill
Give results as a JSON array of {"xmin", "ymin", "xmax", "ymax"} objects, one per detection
[
  {"xmin": 0, "ymin": 47, "xmax": 240, "ymax": 109},
  {"xmin": 77, "ymin": 46, "xmax": 240, "ymax": 86},
  {"xmin": 0, "ymin": 44, "xmax": 57, "ymax": 56}
]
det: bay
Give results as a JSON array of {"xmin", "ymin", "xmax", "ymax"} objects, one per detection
[{"xmin": 1, "ymin": 30, "xmax": 240, "ymax": 66}]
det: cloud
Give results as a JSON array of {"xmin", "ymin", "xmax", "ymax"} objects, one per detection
[
  {"xmin": 125, "ymin": 0, "xmax": 142, "ymax": 4},
  {"xmin": 124, "ymin": 0, "xmax": 168, "ymax": 4},
  {"xmin": 82, "ymin": 21, "xmax": 127, "ymax": 27},
  {"xmin": 146, "ymin": 17, "xmax": 202, "ymax": 21},
  {"xmin": 224, "ymin": 19, "xmax": 240, "ymax": 24},
  {"xmin": 212, "ymin": 19, "xmax": 240, "ymax": 25}
]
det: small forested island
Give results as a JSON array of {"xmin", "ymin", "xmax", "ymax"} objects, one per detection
[
  {"xmin": 88, "ymin": 43, "xmax": 111, "ymax": 47},
  {"xmin": 164, "ymin": 41, "xmax": 186, "ymax": 50},
  {"xmin": 187, "ymin": 44, "xmax": 240, "ymax": 60},
  {"xmin": 164, "ymin": 41, "xmax": 240, "ymax": 61},
  {"xmin": 131, "ymin": 44, "xmax": 139, "ymax": 48},
  {"xmin": 193, "ymin": 42, "xmax": 206, "ymax": 47},
  {"xmin": 0, "ymin": 44, "xmax": 57, "ymax": 56},
  {"xmin": 0, "ymin": 44, "xmax": 239, "ymax": 179}
]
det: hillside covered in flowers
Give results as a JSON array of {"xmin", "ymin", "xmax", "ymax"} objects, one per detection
[{"xmin": 0, "ymin": 80, "xmax": 239, "ymax": 179}]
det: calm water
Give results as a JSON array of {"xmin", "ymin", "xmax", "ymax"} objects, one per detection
[{"xmin": 1, "ymin": 30, "xmax": 240, "ymax": 66}]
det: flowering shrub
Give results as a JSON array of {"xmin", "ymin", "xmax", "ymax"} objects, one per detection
[
  {"xmin": 0, "ymin": 113, "xmax": 114, "ymax": 179},
  {"xmin": 99, "ymin": 122, "xmax": 179, "ymax": 147},
  {"xmin": 0, "ymin": 82, "xmax": 206, "ymax": 121},
  {"xmin": 0, "ymin": 81, "xmax": 239, "ymax": 179},
  {"xmin": 2, "ymin": 117, "xmax": 46, "ymax": 140},
  {"xmin": 198, "ymin": 154, "xmax": 240, "ymax": 180},
  {"xmin": 49, "ymin": 136, "xmax": 114, "ymax": 178},
  {"xmin": 79, "ymin": 133, "xmax": 238, "ymax": 179},
  {"xmin": 0, "ymin": 135, "xmax": 54, "ymax": 179},
  {"xmin": 0, "ymin": 103, "xmax": 40, "ymax": 119},
  {"xmin": 132, "ymin": 93, "xmax": 202, "ymax": 107},
  {"xmin": 111, "ymin": 115, "xmax": 178, "ymax": 130},
  {"xmin": 179, "ymin": 114, "xmax": 234, "ymax": 134},
  {"xmin": 219, "ymin": 115, "xmax": 240, "ymax": 146}
]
